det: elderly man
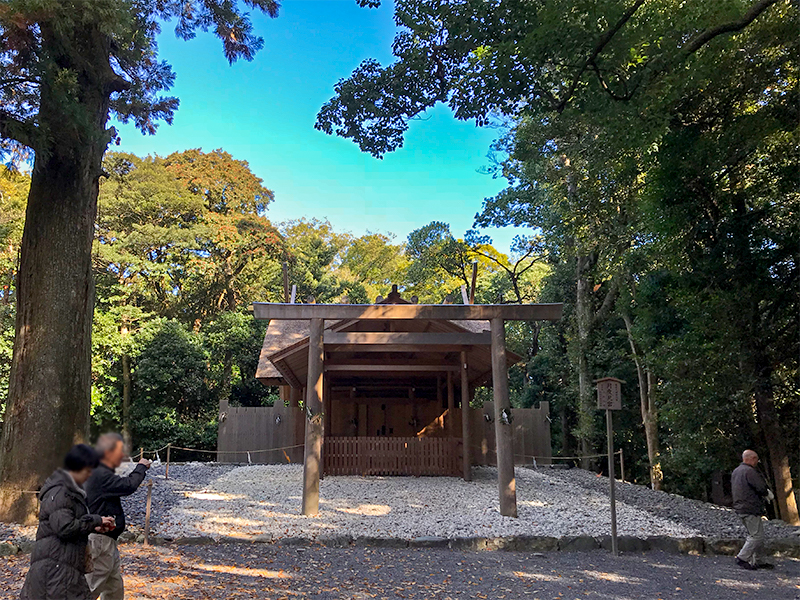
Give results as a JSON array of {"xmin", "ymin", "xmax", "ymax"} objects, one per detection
[
  {"xmin": 84, "ymin": 433, "xmax": 151, "ymax": 599},
  {"xmin": 731, "ymin": 449, "xmax": 774, "ymax": 570}
]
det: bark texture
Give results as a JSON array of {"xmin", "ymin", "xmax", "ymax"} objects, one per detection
[
  {"xmin": 752, "ymin": 357, "xmax": 799, "ymax": 525},
  {"xmin": 0, "ymin": 20, "xmax": 115, "ymax": 523},
  {"xmin": 621, "ymin": 311, "xmax": 662, "ymax": 490}
]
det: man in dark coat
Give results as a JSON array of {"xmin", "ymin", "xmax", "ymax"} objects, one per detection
[
  {"xmin": 731, "ymin": 449, "xmax": 774, "ymax": 570},
  {"xmin": 20, "ymin": 444, "xmax": 115, "ymax": 600},
  {"xmin": 84, "ymin": 433, "xmax": 150, "ymax": 600}
]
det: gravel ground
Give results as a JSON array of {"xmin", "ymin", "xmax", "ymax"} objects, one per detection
[
  {"xmin": 121, "ymin": 462, "xmax": 237, "ymax": 535},
  {"xmin": 2, "ymin": 544, "xmax": 799, "ymax": 599},
  {"xmin": 152, "ymin": 464, "xmax": 799, "ymax": 541},
  {"xmin": 2, "ymin": 463, "xmax": 797, "ymax": 545},
  {"xmin": 0, "ymin": 462, "xmax": 237, "ymax": 545}
]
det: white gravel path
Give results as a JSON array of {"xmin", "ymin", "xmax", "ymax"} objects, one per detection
[{"xmin": 157, "ymin": 464, "xmax": 799, "ymax": 541}]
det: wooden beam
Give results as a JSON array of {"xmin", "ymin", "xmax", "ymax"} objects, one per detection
[
  {"xmin": 289, "ymin": 386, "xmax": 301, "ymax": 408},
  {"xmin": 302, "ymin": 318, "xmax": 324, "ymax": 516},
  {"xmin": 325, "ymin": 364, "xmax": 460, "ymax": 373},
  {"xmin": 329, "ymin": 395, "xmax": 431, "ymax": 405},
  {"xmin": 491, "ymin": 317, "xmax": 517, "ymax": 518},
  {"xmin": 325, "ymin": 344, "xmax": 478, "ymax": 353},
  {"xmin": 253, "ymin": 302, "xmax": 563, "ymax": 322},
  {"xmin": 461, "ymin": 350, "xmax": 472, "ymax": 481},
  {"xmin": 323, "ymin": 331, "xmax": 491, "ymax": 346}
]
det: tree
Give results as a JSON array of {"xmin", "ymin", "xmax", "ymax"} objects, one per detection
[
  {"xmin": 281, "ymin": 219, "xmax": 363, "ymax": 303},
  {"xmin": 131, "ymin": 319, "xmax": 215, "ymax": 452},
  {"xmin": 316, "ymin": 0, "xmax": 784, "ymax": 158},
  {"xmin": 165, "ymin": 148, "xmax": 286, "ymax": 321},
  {"xmin": 340, "ymin": 232, "xmax": 407, "ymax": 301},
  {"xmin": 316, "ymin": 0, "xmax": 798, "ymax": 518},
  {"xmin": 0, "ymin": 0, "xmax": 279, "ymax": 523},
  {"xmin": 0, "ymin": 173, "xmax": 27, "ymax": 417}
]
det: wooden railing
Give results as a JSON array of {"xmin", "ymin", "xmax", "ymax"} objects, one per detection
[{"xmin": 324, "ymin": 437, "xmax": 462, "ymax": 477}]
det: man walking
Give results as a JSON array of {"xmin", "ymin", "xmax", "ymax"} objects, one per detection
[
  {"xmin": 85, "ymin": 433, "xmax": 151, "ymax": 599},
  {"xmin": 731, "ymin": 449, "xmax": 774, "ymax": 570}
]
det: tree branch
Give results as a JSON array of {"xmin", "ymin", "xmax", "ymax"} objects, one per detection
[
  {"xmin": 682, "ymin": 0, "xmax": 781, "ymax": 56},
  {"xmin": 0, "ymin": 111, "xmax": 37, "ymax": 149},
  {"xmin": 555, "ymin": 0, "xmax": 647, "ymax": 112}
]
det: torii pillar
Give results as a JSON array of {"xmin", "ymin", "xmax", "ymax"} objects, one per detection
[
  {"xmin": 301, "ymin": 318, "xmax": 324, "ymax": 515},
  {"xmin": 491, "ymin": 317, "xmax": 517, "ymax": 517}
]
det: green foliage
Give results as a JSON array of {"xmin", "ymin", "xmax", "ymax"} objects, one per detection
[
  {"xmin": 317, "ymin": 0, "xmax": 799, "ymax": 508},
  {"xmin": 204, "ymin": 311, "xmax": 274, "ymax": 407}
]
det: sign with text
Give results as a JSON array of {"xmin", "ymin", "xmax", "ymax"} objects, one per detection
[{"xmin": 596, "ymin": 378, "xmax": 622, "ymax": 410}]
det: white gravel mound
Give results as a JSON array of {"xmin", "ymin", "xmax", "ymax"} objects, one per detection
[{"xmin": 157, "ymin": 464, "xmax": 797, "ymax": 541}]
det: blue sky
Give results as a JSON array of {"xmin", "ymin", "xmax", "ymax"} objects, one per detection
[{"xmin": 114, "ymin": 0, "xmax": 518, "ymax": 251}]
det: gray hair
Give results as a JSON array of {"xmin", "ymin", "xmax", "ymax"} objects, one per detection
[{"xmin": 95, "ymin": 432, "xmax": 124, "ymax": 457}]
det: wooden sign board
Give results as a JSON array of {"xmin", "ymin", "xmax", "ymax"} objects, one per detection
[{"xmin": 596, "ymin": 378, "xmax": 622, "ymax": 411}]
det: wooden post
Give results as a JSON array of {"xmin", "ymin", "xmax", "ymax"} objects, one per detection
[
  {"xmin": 282, "ymin": 262, "xmax": 290, "ymax": 302},
  {"xmin": 302, "ymin": 318, "xmax": 324, "ymax": 516},
  {"xmin": 619, "ymin": 449, "xmax": 625, "ymax": 483},
  {"xmin": 143, "ymin": 479, "xmax": 153, "ymax": 546},
  {"xmin": 460, "ymin": 350, "xmax": 472, "ymax": 481},
  {"xmin": 460, "ymin": 285, "xmax": 469, "ymax": 305},
  {"xmin": 446, "ymin": 370, "xmax": 455, "ymax": 435},
  {"xmin": 165, "ymin": 444, "xmax": 171, "ymax": 480},
  {"xmin": 469, "ymin": 261, "xmax": 478, "ymax": 304},
  {"xmin": 491, "ymin": 317, "xmax": 517, "ymax": 517},
  {"xmin": 322, "ymin": 376, "xmax": 331, "ymax": 479},
  {"xmin": 607, "ymin": 409, "xmax": 618, "ymax": 555}
]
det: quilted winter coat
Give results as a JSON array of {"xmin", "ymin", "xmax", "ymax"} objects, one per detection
[{"xmin": 19, "ymin": 469, "xmax": 102, "ymax": 600}]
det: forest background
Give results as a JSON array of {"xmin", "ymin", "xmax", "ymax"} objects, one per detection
[{"xmin": 0, "ymin": 0, "xmax": 796, "ymax": 523}]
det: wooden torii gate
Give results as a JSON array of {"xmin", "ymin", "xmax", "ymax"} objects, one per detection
[{"xmin": 252, "ymin": 301, "xmax": 563, "ymax": 518}]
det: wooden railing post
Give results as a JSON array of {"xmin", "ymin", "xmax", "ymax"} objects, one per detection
[
  {"xmin": 460, "ymin": 350, "xmax": 472, "ymax": 481},
  {"xmin": 143, "ymin": 479, "xmax": 153, "ymax": 545}
]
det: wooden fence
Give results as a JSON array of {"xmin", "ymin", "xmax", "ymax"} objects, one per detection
[
  {"xmin": 324, "ymin": 437, "xmax": 462, "ymax": 477},
  {"xmin": 216, "ymin": 402, "xmax": 304, "ymax": 464}
]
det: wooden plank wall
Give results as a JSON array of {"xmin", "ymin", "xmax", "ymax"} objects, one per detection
[
  {"xmin": 217, "ymin": 403, "xmax": 305, "ymax": 464},
  {"xmin": 466, "ymin": 402, "xmax": 552, "ymax": 467}
]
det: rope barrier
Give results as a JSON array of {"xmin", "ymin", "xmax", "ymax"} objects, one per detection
[
  {"xmin": 166, "ymin": 444, "xmax": 305, "ymax": 455},
  {"xmin": 471, "ymin": 445, "xmax": 622, "ymax": 461}
]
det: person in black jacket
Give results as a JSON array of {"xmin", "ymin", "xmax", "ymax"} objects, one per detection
[
  {"xmin": 731, "ymin": 449, "xmax": 774, "ymax": 570},
  {"xmin": 20, "ymin": 444, "xmax": 115, "ymax": 600},
  {"xmin": 84, "ymin": 433, "xmax": 150, "ymax": 600}
]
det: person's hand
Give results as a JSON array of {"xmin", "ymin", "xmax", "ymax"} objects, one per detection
[
  {"xmin": 95, "ymin": 516, "xmax": 115, "ymax": 532},
  {"xmin": 766, "ymin": 489, "xmax": 775, "ymax": 502},
  {"xmin": 138, "ymin": 458, "xmax": 152, "ymax": 469}
]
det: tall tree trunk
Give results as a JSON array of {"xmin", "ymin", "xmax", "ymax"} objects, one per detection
[
  {"xmin": 621, "ymin": 311, "xmax": 662, "ymax": 490},
  {"xmin": 575, "ymin": 254, "xmax": 595, "ymax": 469},
  {"xmin": 752, "ymin": 358, "xmax": 800, "ymax": 525},
  {"xmin": 121, "ymin": 351, "xmax": 132, "ymax": 452},
  {"xmin": 0, "ymin": 22, "xmax": 116, "ymax": 523}
]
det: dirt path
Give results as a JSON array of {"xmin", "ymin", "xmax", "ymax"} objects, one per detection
[{"xmin": 2, "ymin": 544, "xmax": 798, "ymax": 599}]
